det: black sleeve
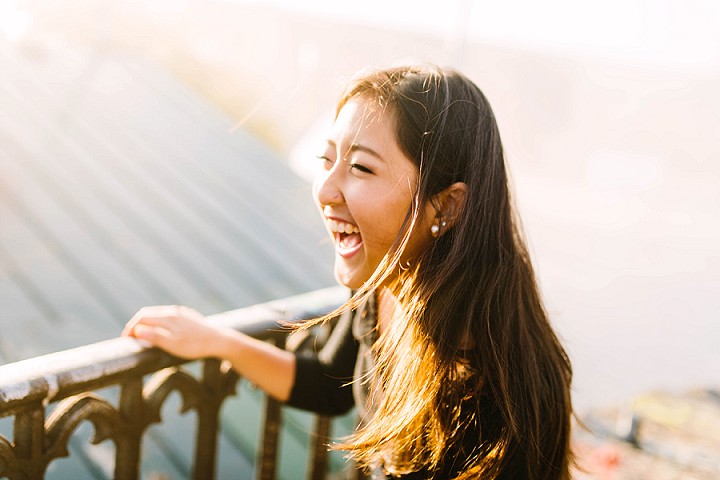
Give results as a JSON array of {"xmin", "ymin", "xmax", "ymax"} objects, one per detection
[{"xmin": 286, "ymin": 308, "xmax": 359, "ymax": 415}]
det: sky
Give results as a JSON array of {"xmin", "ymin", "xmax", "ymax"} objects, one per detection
[{"xmin": 228, "ymin": 0, "xmax": 720, "ymax": 72}]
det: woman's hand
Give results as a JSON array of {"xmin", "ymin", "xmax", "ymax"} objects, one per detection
[
  {"xmin": 122, "ymin": 305, "xmax": 227, "ymax": 360},
  {"xmin": 121, "ymin": 305, "xmax": 297, "ymax": 401}
]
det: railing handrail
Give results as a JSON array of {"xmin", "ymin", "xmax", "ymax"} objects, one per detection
[
  {"xmin": 0, "ymin": 285, "xmax": 349, "ymax": 480},
  {"xmin": 0, "ymin": 285, "xmax": 348, "ymax": 416}
]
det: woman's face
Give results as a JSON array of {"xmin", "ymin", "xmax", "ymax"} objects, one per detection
[{"xmin": 313, "ymin": 98, "xmax": 435, "ymax": 289}]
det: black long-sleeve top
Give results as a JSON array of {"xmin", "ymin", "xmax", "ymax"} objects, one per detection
[
  {"xmin": 287, "ymin": 294, "xmax": 377, "ymax": 422},
  {"xmin": 285, "ymin": 296, "xmax": 484, "ymax": 479}
]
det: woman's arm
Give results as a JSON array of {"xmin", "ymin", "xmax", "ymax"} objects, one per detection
[
  {"xmin": 122, "ymin": 306, "xmax": 296, "ymax": 402},
  {"xmin": 286, "ymin": 307, "xmax": 358, "ymax": 415}
]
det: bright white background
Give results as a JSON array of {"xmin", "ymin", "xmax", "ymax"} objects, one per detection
[{"xmin": 2, "ymin": 0, "xmax": 719, "ymax": 412}]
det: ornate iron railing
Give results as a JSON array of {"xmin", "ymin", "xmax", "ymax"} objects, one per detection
[{"xmin": 0, "ymin": 286, "xmax": 349, "ymax": 480}]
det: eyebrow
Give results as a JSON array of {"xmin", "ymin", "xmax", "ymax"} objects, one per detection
[{"xmin": 327, "ymin": 140, "xmax": 385, "ymax": 162}]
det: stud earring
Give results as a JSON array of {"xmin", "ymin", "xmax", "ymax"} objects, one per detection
[{"xmin": 431, "ymin": 220, "xmax": 448, "ymax": 237}]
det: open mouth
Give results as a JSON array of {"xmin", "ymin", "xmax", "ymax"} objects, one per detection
[{"xmin": 329, "ymin": 219, "xmax": 363, "ymax": 258}]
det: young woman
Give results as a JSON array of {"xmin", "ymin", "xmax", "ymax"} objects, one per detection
[{"xmin": 123, "ymin": 65, "xmax": 573, "ymax": 479}]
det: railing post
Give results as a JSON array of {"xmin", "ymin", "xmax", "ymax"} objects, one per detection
[
  {"xmin": 13, "ymin": 405, "xmax": 45, "ymax": 479},
  {"xmin": 115, "ymin": 378, "xmax": 144, "ymax": 480},
  {"xmin": 193, "ymin": 359, "xmax": 236, "ymax": 480},
  {"xmin": 307, "ymin": 415, "xmax": 331, "ymax": 480},
  {"xmin": 255, "ymin": 336, "xmax": 286, "ymax": 480}
]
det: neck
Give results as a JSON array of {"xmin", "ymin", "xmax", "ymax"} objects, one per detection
[{"xmin": 376, "ymin": 287, "xmax": 398, "ymax": 334}]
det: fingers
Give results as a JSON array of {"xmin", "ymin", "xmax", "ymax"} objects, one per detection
[
  {"xmin": 122, "ymin": 306, "xmax": 217, "ymax": 358},
  {"xmin": 121, "ymin": 305, "xmax": 210, "ymax": 360},
  {"xmin": 131, "ymin": 323, "xmax": 192, "ymax": 358},
  {"xmin": 122, "ymin": 305, "xmax": 185, "ymax": 337},
  {"xmin": 132, "ymin": 323, "xmax": 170, "ymax": 347}
]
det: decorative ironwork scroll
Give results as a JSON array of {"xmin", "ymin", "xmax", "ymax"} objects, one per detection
[
  {"xmin": 0, "ymin": 361, "xmax": 236, "ymax": 479},
  {"xmin": 0, "ymin": 286, "xmax": 348, "ymax": 480}
]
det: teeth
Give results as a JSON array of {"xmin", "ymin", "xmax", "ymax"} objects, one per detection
[{"xmin": 328, "ymin": 219, "xmax": 359, "ymax": 234}]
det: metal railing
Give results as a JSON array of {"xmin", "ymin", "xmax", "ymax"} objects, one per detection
[{"xmin": 0, "ymin": 286, "xmax": 349, "ymax": 480}]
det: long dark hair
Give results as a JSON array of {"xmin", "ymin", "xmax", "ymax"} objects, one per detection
[{"xmin": 318, "ymin": 65, "xmax": 573, "ymax": 479}]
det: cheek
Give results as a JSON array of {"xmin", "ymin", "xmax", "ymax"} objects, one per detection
[
  {"xmin": 359, "ymin": 202, "xmax": 411, "ymax": 248},
  {"xmin": 363, "ymin": 225, "xmax": 398, "ymax": 251}
]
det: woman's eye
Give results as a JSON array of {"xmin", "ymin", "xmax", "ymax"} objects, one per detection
[
  {"xmin": 316, "ymin": 155, "xmax": 334, "ymax": 169},
  {"xmin": 350, "ymin": 162, "xmax": 373, "ymax": 174}
]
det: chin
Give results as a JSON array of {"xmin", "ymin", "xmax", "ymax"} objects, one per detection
[{"xmin": 334, "ymin": 269, "xmax": 366, "ymax": 290}]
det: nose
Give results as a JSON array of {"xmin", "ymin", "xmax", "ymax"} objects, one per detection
[{"xmin": 313, "ymin": 167, "xmax": 344, "ymax": 209}]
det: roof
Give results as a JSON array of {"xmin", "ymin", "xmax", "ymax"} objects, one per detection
[
  {"xmin": 0, "ymin": 42, "xmax": 336, "ymax": 360},
  {"xmin": 0, "ymin": 42, "xmax": 341, "ymax": 478}
]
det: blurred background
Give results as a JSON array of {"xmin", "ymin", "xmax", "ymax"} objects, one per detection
[{"xmin": 1, "ymin": 0, "xmax": 718, "ymax": 418}]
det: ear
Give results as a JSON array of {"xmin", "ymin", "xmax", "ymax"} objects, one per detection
[{"xmin": 431, "ymin": 182, "xmax": 468, "ymax": 232}]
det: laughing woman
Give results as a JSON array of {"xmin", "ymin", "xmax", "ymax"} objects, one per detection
[{"xmin": 123, "ymin": 65, "xmax": 573, "ymax": 479}]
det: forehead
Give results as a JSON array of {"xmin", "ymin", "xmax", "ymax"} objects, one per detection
[{"xmin": 332, "ymin": 98, "xmax": 395, "ymax": 142}]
